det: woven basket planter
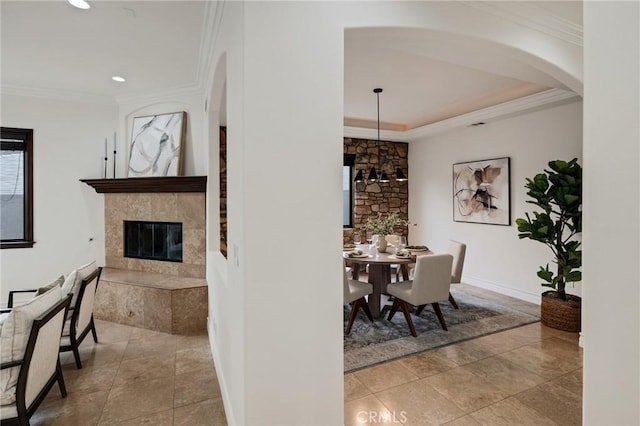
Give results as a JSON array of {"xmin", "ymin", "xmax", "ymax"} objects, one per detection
[{"xmin": 541, "ymin": 290, "xmax": 581, "ymax": 332}]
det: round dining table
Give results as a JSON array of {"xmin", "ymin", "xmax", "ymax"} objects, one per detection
[{"xmin": 345, "ymin": 245, "xmax": 426, "ymax": 319}]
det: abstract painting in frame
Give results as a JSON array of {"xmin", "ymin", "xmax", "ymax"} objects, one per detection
[
  {"xmin": 453, "ymin": 157, "xmax": 510, "ymax": 225},
  {"xmin": 128, "ymin": 111, "xmax": 187, "ymax": 177}
]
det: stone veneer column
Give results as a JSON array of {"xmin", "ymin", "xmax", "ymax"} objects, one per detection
[{"xmin": 343, "ymin": 137, "xmax": 409, "ymax": 244}]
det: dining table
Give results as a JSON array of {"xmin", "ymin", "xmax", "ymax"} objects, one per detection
[{"xmin": 344, "ymin": 244, "xmax": 431, "ymax": 319}]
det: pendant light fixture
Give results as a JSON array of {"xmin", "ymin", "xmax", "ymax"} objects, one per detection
[{"xmin": 353, "ymin": 87, "xmax": 407, "ymax": 185}]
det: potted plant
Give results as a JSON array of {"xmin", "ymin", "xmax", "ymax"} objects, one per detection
[
  {"xmin": 362, "ymin": 212, "xmax": 406, "ymax": 252},
  {"xmin": 515, "ymin": 158, "xmax": 582, "ymax": 332}
]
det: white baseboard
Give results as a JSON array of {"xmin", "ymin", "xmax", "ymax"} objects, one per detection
[
  {"xmin": 463, "ymin": 275, "xmax": 541, "ymax": 305},
  {"xmin": 209, "ymin": 319, "xmax": 237, "ymax": 425}
]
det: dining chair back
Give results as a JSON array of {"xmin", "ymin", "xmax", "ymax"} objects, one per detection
[
  {"xmin": 386, "ymin": 253, "xmax": 453, "ymax": 336},
  {"xmin": 445, "ymin": 240, "xmax": 467, "ymax": 309},
  {"xmin": 343, "ymin": 264, "xmax": 374, "ymax": 334}
]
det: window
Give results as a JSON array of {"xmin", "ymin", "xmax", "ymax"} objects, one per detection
[
  {"xmin": 343, "ymin": 154, "xmax": 355, "ymax": 228},
  {"xmin": 1, "ymin": 127, "xmax": 34, "ymax": 248}
]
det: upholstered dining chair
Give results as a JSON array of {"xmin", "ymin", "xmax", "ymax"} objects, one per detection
[
  {"xmin": 446, "ymin": 240, "xmax": 467, "ymax": 309},
  {"xmin": 344, "ymin": 264, "xmax": 374, "ymax": 335},
  {"xmin": 1, "ymin": 289, "xmax": 72, "ymax": 426},
  {"xmin": 60, "ymin": 266, "xmax": 102, "ymax": 369},
  {"xmin": 386, "ymin": 254, "xmax": 453, "ymax": 337}
]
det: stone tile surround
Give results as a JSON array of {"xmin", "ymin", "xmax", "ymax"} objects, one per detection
[{"xmin": 105, "ymin": 192, "xmax": 206, "ymax": 278}]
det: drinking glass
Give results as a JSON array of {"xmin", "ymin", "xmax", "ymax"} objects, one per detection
[
  {"xmin": 353, "ymin": 232, "xmax": 361, "ymax": 245},
  {"xmin": 400, "ymin": 236, "xmax": 407, "ymax": 249},
  {"xmin": 365, "ymin": 230, "xmax": 373, "ymax": 244}
]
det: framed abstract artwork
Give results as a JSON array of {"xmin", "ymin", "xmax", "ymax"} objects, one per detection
[
  {"xmin": 128, "ymin": 111, "xmax": 187, "ymax": 177},
  {"xmin": 453, "ymin": 157, "xmax": 510, "ymax": 225}
]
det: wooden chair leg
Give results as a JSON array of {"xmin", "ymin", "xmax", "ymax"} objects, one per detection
[
  {"xmin": 415, "ymin": 304, "xmax": 426, "ymax": 316},
  {"xmin": 56, "ymin": 360, "xmax": 67, "ymax": 398},
  {"xmin": 90, "ymin": 317, "xmax": 99, "ymax": 343},
  {"xmin": 399, "ymin": 300, "xmax": 417, "ymax": 337},
  {"xmin": 345, "ymin": 300, "xmax": 360, "ymax": 335},
  {"xmin": 432, "ymin": 302, "xmax": 448, "ymax": 331},
  {"xmin": 448, "ymin": 292, "xmax": 459, "ymax": 309},
  {"xmin": 387, "ymin": 298, "xmax": 400, "ymax": 321},
  {"xmin": 359, "ymin": 298, "xmax": 374, "ymax": 321}
]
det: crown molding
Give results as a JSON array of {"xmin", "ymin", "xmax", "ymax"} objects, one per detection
[
  {"xmin": 196, "ymin": 0, "xmax": 225, "ymax": 93},
  {"xmin": 461, "ymin": 1, "xmax": 583, "ymax": 46},
  {"xmin": 345, "ymin": 89, "xmax": 581, "ymax": 142},
  {"xmin": 343, "ymin": 127, "xmax": 407, "ymax": 142},
  {"xmin": 0, "ymin": 84, "xmax": 116, "ymax": 105},
  {"xmin": 114, "ymin": 83, "xmax": 203, "ymax": 108}
]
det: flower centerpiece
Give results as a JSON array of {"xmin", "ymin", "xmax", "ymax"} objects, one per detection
[{"xmin": 362, "ymin": 212, "xmax": 407, "ymax": 252}]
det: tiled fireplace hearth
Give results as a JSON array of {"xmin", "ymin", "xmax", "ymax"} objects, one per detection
[{"xmin": 81, "ymin": 178, "xmax": 208, "ymax": 335}]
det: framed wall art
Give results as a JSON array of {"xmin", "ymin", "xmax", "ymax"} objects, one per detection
[
  {"xmin": 128, "ymin": 111, "xmax": 187, "ymax": 177},
  {"xmin": 453, "ymin": 157, "xmax": 510, "ymax": 225}
]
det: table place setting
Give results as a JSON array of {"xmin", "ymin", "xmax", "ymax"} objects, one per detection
[{"xmin": 343, "ymin": 248, "xmax": 371, "ymax": 259}]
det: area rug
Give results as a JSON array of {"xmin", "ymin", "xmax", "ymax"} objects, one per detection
[{"xmin": 344, "ymin": 288, "xmax": 540, "ymax": 372}]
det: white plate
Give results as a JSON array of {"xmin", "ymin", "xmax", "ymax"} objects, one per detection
[
  {"xmin": 406, "ymin": 247, "xmax": 428, "ymax": 252},
  {"xmin": 389, "ymin": 254, "xmax": 412, "ymax": 260},
  {"xmin": 344, "ymin": 253, "xmax": 371, "ymax": 259}
]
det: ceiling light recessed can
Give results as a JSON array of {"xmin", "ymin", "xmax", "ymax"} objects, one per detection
[
  {"xmin": 68, "ymin": 0, "xmax": 90, "ymax": 10},
  {"xmin": 111, "ymin": 76, "xmax": 126, "ymax": 83}
]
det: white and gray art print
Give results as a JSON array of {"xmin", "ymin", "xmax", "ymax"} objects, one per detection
[
  {"xmin": 128, "ymin": 111, "xmax": 186, "ymax": 177},
  {"xmin": 453, "ymin": 157, "xmax": 510, "ymax": 225}
]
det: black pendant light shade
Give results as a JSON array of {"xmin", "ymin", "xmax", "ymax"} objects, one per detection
[
  {"xmin": 354, "ymin": 169, "xmax": 364, "ymax": 183},
  {"xmin": 379, "ymin": 170, "xmax": 390, "ymax": 182},
  {"xmin": 367, "ymin": 167, "xmax": 378, "ymax": 182},
  {"xmin": 396, "ymin": 168, "xmax": 408, "ymax": 181}
]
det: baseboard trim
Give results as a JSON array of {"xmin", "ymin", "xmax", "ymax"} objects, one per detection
[
  {"xmin": 463, "ymin": 275, "xmax": 541, "ymax": 305},
  {"xmin": 209, "ymin": 320, "xmax": 237, "ymax": 425}
]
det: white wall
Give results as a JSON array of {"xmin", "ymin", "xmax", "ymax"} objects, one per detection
[
  {"xmin": 0, "ymin": 94, "xmax": 117, "ymax": 302},
  {"xmin": 408, "ymin": 101, "xmax": 583, "ymax": 303},
  {"xmin": 583, "ymin": 2, "xmax": 640, "ymax": 424},
  {"xmin": 202, "ymin": 2, "xmax": 587, "ymax": 424}
]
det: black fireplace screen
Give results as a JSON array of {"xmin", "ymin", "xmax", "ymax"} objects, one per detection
[{"xmin": 124, "ymin": 221, "xmax": 182, "ymax": 262}]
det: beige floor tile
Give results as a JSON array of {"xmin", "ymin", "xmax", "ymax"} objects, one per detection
[
  {"xmin": 430, "ymin": 340, "xmax": 495, "ymax": 366},
  {"xmin": 173, "ymin": 398, "xmax": 227, "ymax": 426},
  {"xmin": 175, "ymin": 332, "xmax": 210, "ymax": 350},
  {"xmin": 174, "ymin": 370, "xmax": 221, "ymax": 408},
  {"xmin": 175, "ymin": 346, "xmax": 215, "ymax": 375},
  {"xmin": 461, "ymin": 355, "xmax": 546, "ymax": 395},
  {"xmin": 376, "ymin": 378, "xmax": 465, "ymax": 426},
  {"xmin": 498, "ymin": 342, "xmax": 577, "ymax": 380},
  {"xmin": 354, "ymin": 359, "xmax": 419, "ymax": 393},
  {"xmin": 122, "ymin": 333, "xmax": 178, "ymax": 360},
  {"xmin": 399, "ymin": 351, "xmax": 458, "ymax": 378},
  {"xmin": 470, "ymin": 397, "xmax": 558, "ymax": 425},
  {"xmin": 31, "ymin": 389, "xmax": 109, "ymax": 426},
  {"xmin": 443, "ymin": 415, "xmax": 482, "ymax": 426},
  {"xmin": 514, "ymin": 381, "xmax": 582, "ymax": 425},
  {"xmin": 60, "ymin": 340, "xmax": 127, "ymax": 369},
  {"xmin": 112, "ymin": 352, "xmax": 176, "ymax": 388},
  {"xmin": 504, "ymin": 323, "xmax": 563, "ymax": 343},
  {"xmin": 95, "ymin": 320, "xmax": 136, "ymax": 344},
  {"xmin": 344, "ymin": 373, "xmax": 372, "ymax": 402},
  {"xmin": 109, "ymin": 409, "xmax": 174, "ymax": 426},
  {"xmin": 61, "ymin": 362, "xmax": 120, "ymax": 395},
  {"xmin": 528, "ymin": 336, "xmax": 583, "ymax": 367},
  {"xmin": 467, "ymin": 330, "xmax": 530, "ymax": 355},
  {"xmin": 99, "ymin": 376, "xmax": 175, "ymax": 424},
  {"xmin": 344, "ymin": 395, "xmax": 394, "ymax": 426},
  {"xmin": 551, "ymin": 368, "xmax": 583, "ymax": 395},
  {"xmin": 425, "ymin": 367, "xmax": 509, "ymax": 413}
]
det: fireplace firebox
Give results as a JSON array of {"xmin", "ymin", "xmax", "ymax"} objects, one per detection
[{"xmin": 124, "ymin": 220, "xmax": 182, "ymax": 262}]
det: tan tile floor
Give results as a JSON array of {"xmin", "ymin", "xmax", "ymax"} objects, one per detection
[{"xmin": 30, "ymin": 287, "xmax": 582, "ymax": 425}]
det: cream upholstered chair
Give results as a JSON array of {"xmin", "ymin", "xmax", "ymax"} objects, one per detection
[
  {"xmin": 1, "ymin": 288, "xmax": 71, "ymax": 425},
  {"xmin": 60, "ymin": 266, "xmax": 102, "ymax": 369},
  {"xmin": 344, "ymin": 264, "xmax": 374, "ymax": 335},
  {"xmin": 446, "ymin": 240, "xmax": 467, "ymax": 309},
  {"xmin": 386, "ymin": 254, "xmax": 453, "ymax": 337}
]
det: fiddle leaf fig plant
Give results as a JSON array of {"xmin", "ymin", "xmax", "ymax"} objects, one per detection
[{"xmin": 515, "ymin": 158, "xmax": 582, "ymax": 300}]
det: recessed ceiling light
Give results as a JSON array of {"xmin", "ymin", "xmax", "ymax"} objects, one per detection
[
  {"xmin": 112, "ymin": 76, "xmax": 126, "ymax": 83},
  {"xmin": 68, "ymin": 0, "xmax": 90, "ymax": 10}
]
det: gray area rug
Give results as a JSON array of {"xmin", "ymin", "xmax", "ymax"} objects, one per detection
[{"xmin": 344, "ymin": 288, "xmax": 540, "ymax": 372}]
